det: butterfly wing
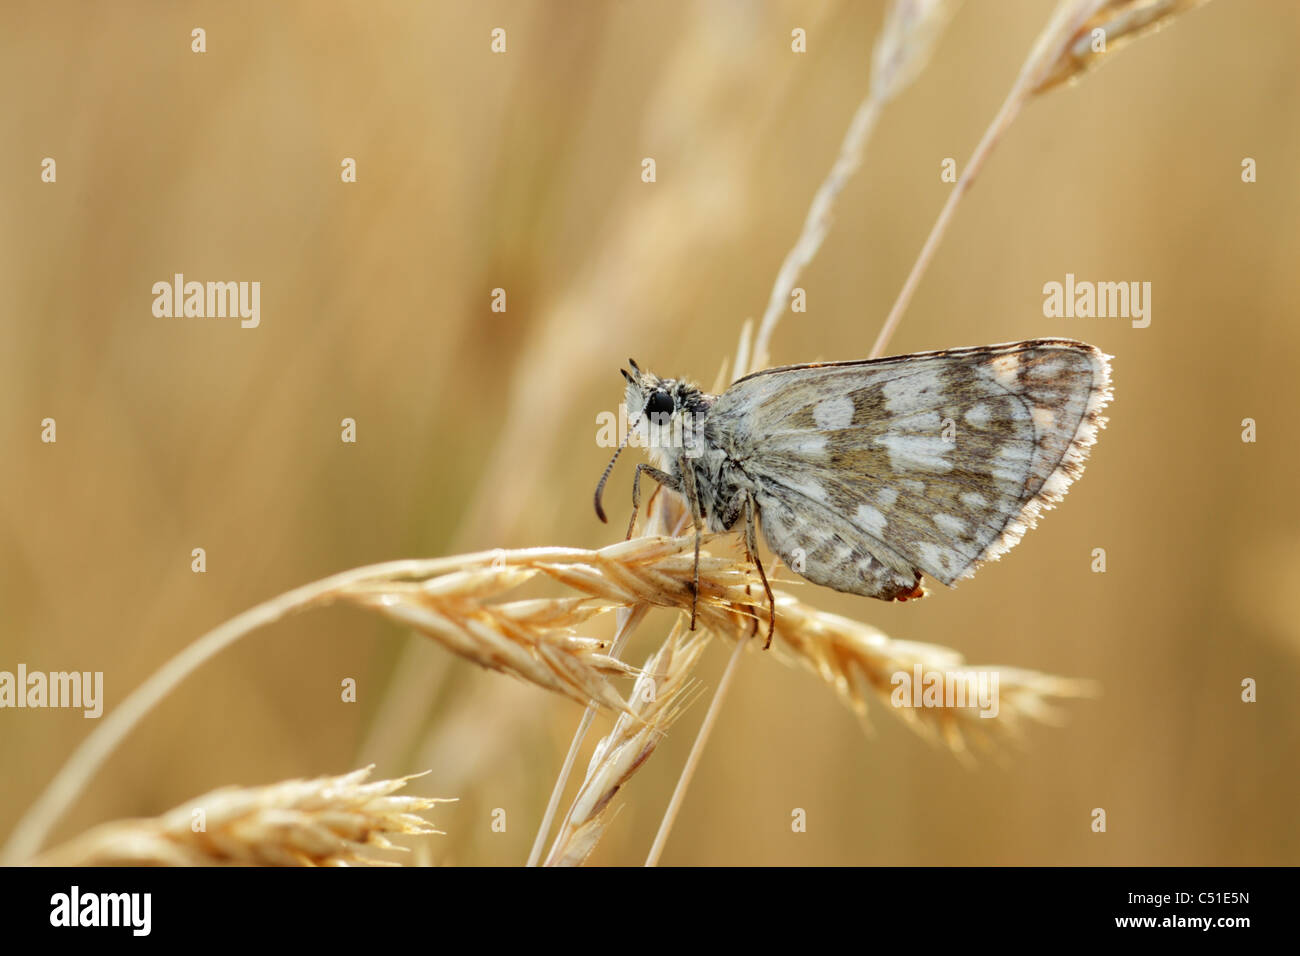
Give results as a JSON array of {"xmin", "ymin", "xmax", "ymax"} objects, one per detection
[{"xmin": 704, "ymin": 339, "xmax": 1112, "ymax": 599}]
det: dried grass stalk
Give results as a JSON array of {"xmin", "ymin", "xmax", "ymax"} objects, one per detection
[
  {"xmin": 340, "ymin": 521, "xmax": 1093, "ymax": 760},
  {"xmin": 341, "ymin": 568, "xmax": 637, "ymax": 712},
  {"xmin": 769, "ymin": 594, "xmax": 1097, "ymax": 756},
  {"xmin": 1031, "ymin": 0, "xmax": 1211, "ymax": 93},
  {"xmin": 337, "ymin": 536, "xmax": 760, "ymax": 713},
  {"xmin": 544, "ymin": 623, "xmax": 709, "ymax": 867},
  {"xmin": 1, "ymin": 522, "xmax": 1083, "ymax": 865},
  {"xmin": 747, "ymin": 0, "xmax": 959, "ymax": 376},
  {"xmin": 32, "ymin": 766, "xmax": 451, "ymax": 867},
  {"xmin": 873, "ymin": 0, "xmax": 1210, "ymax": 357},
  {"xmin": 0, "ymin": 529, "xmax": 758, "ymax": 866},
  {"xmin": 872, "ymin": 0, "xmax": 963, "ymax": 102}
]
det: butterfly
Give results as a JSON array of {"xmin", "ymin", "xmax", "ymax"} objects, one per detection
[{"xmin": 594, "ymin": 338, "xmax": 1112, "ymax": 647}]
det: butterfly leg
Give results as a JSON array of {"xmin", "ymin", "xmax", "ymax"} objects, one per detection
[
  {"xmin": 676, "ymin": 456, "xmax": 705, "ymax": 631},
  {"xmin": 626, "ymin": 464, "xmax": 680, "ymax": 540},
  {"xmin": 742, "ymin": 496, "xmax": 776, "ymax": 649},
  {"xmin": 716, "ymin": 490, "xmax": 758, "ymax": 641}
]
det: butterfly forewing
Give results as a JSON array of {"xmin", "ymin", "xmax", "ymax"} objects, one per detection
[{"xmin": 704, "ymin": 339, "xmax": 1112, "ymax": 597}]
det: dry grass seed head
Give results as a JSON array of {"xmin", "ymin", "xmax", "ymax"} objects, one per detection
[
  {"xmin": 769, "ymin": 594, "xmax": 1099, "ymax": 759},
  {"xmin": 34, "ymin": 766, "xmax": 453, "ymax": 867},
  {"xmin": 336, "ymin": 534, "xmax": 763, "ymax": 713},
  {"xmin": 544, "ymin": 622, "xmax": 710, "ymax": 867},
  {"xmin": 1030, "ymin": 0, "xmax": 1211, "ymax": 93}
]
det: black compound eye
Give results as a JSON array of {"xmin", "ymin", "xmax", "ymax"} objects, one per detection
[{"xmin": 645, "ymin": 390, "xmax": 675, "ymax": 418}]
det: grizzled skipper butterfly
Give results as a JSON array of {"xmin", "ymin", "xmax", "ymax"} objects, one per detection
[{"xmin": 594, "ymin": 339, "xmax": 1112, "ymax": 647}]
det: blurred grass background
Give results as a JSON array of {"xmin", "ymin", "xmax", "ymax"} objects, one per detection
[{"xmin": 1, "ymin": 0, "xmax": 1297, "ymax": 865}]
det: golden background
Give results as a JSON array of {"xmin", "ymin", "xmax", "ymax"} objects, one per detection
[{"xmin": 2, "ymin": 0, "xmax": 1297, "ymax": 865}]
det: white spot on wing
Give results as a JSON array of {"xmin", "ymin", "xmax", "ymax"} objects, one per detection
[
  {"xmin": 991, "ymin": 353, "xmax": 1019, "ymax": 388},
  {"xmin": 874, "ymin": 434, "xmax": 953, "ymax": 473},
  {"xmin": 959, "ymin": 491, "xmax": 989, "ymax": 510},
  {"xmin": 992, "ymin": 440, "xmax": 1033, "ymax": 486},
  {"xmin": 964, "ymin": 403, "xmax": 991, "ymax": 428},
  {"xmin": 882, "ymin": 367, "xmax": 945, "ymax": 415},
  {"xmin": 813, "ymin": 396, "xmax": 854, "ymax": 430},
  {"xmin": 854, "ymin": 504, "xmax": 888, "ymax": 536},
  {"xmin": 875, "ymin": 487, "xmax": 899, "ymax": 508},
  {"xmin": 916, "ymin": 542, "xmax": 963, "ymax": 580},
  {"xmin": 772, "ymin": 432, "xmax": 829, "ymax": 456},
  {"xmin": 1027, "ymin": 356, "xmax": 1066, "ymax": 381},
  {"xmin": 932, "ymin": 513, "xmax": 969, "ymax": 539}
]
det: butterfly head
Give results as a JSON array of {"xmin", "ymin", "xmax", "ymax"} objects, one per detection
[
  {"xmin": 621, "ymin": 359, "xmax": 712, "ymax": 469},
  {"xmin": 593, "ymin": 360, "xmax": 714, "ymax": 523}
]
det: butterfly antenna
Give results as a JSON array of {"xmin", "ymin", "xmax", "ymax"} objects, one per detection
[{"xmin": 593, "ymin": 433, "xmax": 630, "ymax": 523}]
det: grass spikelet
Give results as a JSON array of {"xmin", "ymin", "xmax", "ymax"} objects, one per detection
[
  {"xmin": 1031, "ymin": 0, "xmax": 1211, "ymax": 93},
  {"xmin": 770, "ymin": 594, "xmax": 1098, "ymax": 756},
  {"xmin": 543, "ymin": 623, "xmax": 709, "ymax": 867},
  {"xmin": 32, "ymin": 767, "xmax": 452, "ymax": 867},
  {"xmin": 337, "ymin": 536, "xmax": 761, "ymax": 713}
]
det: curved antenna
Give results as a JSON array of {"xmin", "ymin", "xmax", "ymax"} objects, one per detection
[
  {"xmin": 593, "ymin": 440, "xmax": 626, "ymax": 523},
  {"xmin": 596, "ymin": 367, "xmax": 640, "ymax": 522}
]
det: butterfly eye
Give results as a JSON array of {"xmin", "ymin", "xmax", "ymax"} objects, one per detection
[{"xmin": 646, "ymin": 390, "xmax": 675, "ymax": 418}]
